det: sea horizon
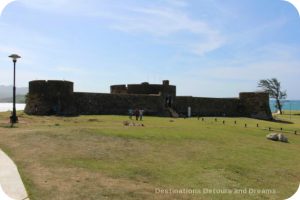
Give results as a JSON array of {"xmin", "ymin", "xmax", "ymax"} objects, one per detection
[{"xmin": 269, "ymin": 100, "xmax": 300, "ymax": 112}]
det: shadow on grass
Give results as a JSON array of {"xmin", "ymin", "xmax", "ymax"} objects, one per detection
[{"xmin": 271, "ymin": 119, "xmax": 294, "ymax": 124}]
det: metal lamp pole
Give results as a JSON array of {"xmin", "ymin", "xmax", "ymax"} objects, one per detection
[{"xmin": 9, "ymin": 54, "xmax": 21, "ymax": 124}]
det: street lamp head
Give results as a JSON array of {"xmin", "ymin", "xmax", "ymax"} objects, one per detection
[{"xmin": 9, "ymin": 54, "xmax": 21, "ymax": 62}]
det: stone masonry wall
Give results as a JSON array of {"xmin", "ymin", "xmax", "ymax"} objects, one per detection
[
  {"xmin": 25, "ymin": 80, "xmax": 76, "ymax": 116},
  {"xmin": 110, "ymin": 85, "xmax": 128, "ymax": 94},
  {"xmin": 74, "ymin": 92, "xmax": 165, "ymax": 116},
  {"xmin": 239, "ymin": 92, "xmax": 272, "ymax": 120},
  {"xmin": 25, "ymin": 80, "xmax": 272, "ymax": 120},
  {"xmin": 174, "ymin": 97, "xmax": 241, "ymax": 117}
]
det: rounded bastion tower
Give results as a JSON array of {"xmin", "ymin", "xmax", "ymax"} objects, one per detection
[{"xmin": 25, "ymin": 80, "xmax": 76, "ymax": 115}]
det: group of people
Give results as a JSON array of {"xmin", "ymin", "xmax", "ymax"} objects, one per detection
[{"xmin": 128, "ymin": 108, "xmax": 144, "ymax": 121}]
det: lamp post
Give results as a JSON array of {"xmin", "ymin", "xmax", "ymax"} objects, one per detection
[{"xmin": 9, "ymin": 54, "xmax": 21, "ymax": 124}]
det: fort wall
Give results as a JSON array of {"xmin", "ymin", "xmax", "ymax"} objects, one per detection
[
  {"xmin": 74, "ymin": 92, "xmax": 165, "ymax": 115},
  {"xmin": 110, "ymin": 85, "xmax": 128, "ymax": 94},
  {"xmin": 25, "ymin": 80, "xmax": 272, "ymax": 120},
  {"xmin": 174, "ymin": 97, "xmax": 240, "ymax": 117},
  {"xmin": 127, "ymin": 83, "xmax": 175, "ymax": 95},
  {"xmin": 111, "ymin": 81, "xmax": 176, "ymax": 98},
  {"xmin": 239, "ymin": 92, "xmax": 272, "ymax": 119}
]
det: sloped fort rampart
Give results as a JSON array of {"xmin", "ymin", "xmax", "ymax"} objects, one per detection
[{"xmin": 25, "ymin": 80, "xmax": 272, "ymax": 120}]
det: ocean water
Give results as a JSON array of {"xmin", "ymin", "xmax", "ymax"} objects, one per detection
[
  {"xmin": 269, "ymin": 100, "xmax": 300, "ymax": 112},
  {"xmin": 0, "ymin": 103, "xmax": 26, "ymax": 112}
]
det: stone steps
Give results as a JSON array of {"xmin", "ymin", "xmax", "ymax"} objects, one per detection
[{"xmin": 167, "ymin": 108, "xmax": 179, "ymax": 118}]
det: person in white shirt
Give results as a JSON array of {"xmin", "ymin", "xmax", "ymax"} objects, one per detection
[{"xmin": 139, "ymin": 109, "xmax": 144, "ymax": 121}]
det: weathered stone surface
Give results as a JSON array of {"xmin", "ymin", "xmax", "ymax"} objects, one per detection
[
  {"xmin": 266, "ymin": 133, "xmax": 288, "ymax": 143},
  {"xmin": 174, "ymin": 97, "xmax": 240, "ymax": 117},
  {"xmin": 240, "ymin": 92, "xmax": 272, "ymax": 120},
  {"xmin": 267, "ymin": 133, "xmax": 279, "ymax": 141},
  {"xmin": 25, "ymin": 80, "xmax": 272, "ymax": 120},
  {"xmin": 74, "ymin": 92, "xmax": 165, "ymax": 116},
  {"xmin": 278, "ymin": 133, "xmax": 288, "ymax": 143}
]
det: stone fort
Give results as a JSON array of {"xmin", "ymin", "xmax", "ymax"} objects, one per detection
[{"xmin": 24, "ymin": 80, "xmax": 272, "ymax": 120}]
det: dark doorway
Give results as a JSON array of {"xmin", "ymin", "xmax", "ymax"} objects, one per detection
[{"xmin": 165, "ymin": 95, "xmax": 173, "ymax": 107}]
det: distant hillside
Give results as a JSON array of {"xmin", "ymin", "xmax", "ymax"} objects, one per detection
[
  {"xmin": 0, "ymin": 85, "xmax": 28, "ymax": 103},
  {"xmin": 0, "ymin": 95, "xmax": 26, "ymax": 103}
]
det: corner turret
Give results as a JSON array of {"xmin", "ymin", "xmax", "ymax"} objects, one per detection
[
  {"xmin": 25, "ymin": 80, "xmax": 76, "ymax": 115},
  {"xmin": 239, "ymin": 92, "xmax": 272, "ymax": 120}
]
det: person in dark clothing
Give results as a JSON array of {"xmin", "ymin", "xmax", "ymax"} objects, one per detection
[{"xmin": 134, "ymin": 108, "xmax": 139, "ymax": 121}]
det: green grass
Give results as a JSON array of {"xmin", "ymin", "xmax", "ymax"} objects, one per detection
[{"xmin": 0, "ymin": 111, "xmax": 299, "ymax": 200}]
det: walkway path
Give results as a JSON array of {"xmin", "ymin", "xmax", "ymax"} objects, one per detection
[{"xmin": 0, "ymin": 149, "xmax": 29, "ymax": 200}]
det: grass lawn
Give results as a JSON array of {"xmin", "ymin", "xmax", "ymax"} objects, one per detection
[{"xmin": 0, "ymin": 111, "xmax": 299, "ymax": 200}]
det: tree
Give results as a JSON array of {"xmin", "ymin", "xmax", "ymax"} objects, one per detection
[{"xmin": 258, "ymin": 78, "xmax": 287, "ymax": 114}]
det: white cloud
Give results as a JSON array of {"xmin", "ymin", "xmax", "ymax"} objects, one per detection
[
  {"xmin": 21, "ymin": 0, "xmax": 76, "ymax": 12},
  {"xmin": 92, "ymin": 4, "xmax": 225, "ymax": 55},
  {"xmin": 176, "ymin": 43, "xmax": 300, "ymax": 99},
  {"xmin": 188, "ymin": 42, "xmax": 300, "ymax": 81},
  {"xmin": 190, "ymin": 34, "xmax": 225, "ymax": 55},
  {"xmin": 19, "ymin": 0, "xmax": 226, "ymax": 55},
  {"xmin": 109, "ymin": 6, "xmax": 212, "ymax": 35},
  {"xmin": 199, "ymin": 61, "xmax": 299, "ymax": 81},
  {"xmin": 171, "ymin": 57, "xmax": 300, "ymax": 98}
]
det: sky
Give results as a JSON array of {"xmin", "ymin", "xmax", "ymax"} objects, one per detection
[{"xmin": 0, "ymin": 0, "xmax": 299, "ymax": 99}]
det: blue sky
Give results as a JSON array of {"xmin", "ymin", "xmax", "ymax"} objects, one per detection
[{"xmin": 0, "ymin": 0, "xmax": 299, "ymax": 99}]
